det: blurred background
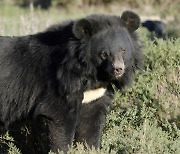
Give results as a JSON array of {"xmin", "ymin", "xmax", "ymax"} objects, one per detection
[
  {"xmin": 0, "ymin": 0, "xmax": 180, "ymax": 154},
  {"xmin": 0, "ymin": 0, "xmax": 180, "ymax": 37}
]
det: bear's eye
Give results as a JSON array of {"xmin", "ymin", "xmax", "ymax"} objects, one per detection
[
  {"xmin": 120, "ymin": 48, "xmax": 126, "ymax": 55},
  {"xmin": 101, "ymin": 51, "xmax": 109, "ymax": 60}
]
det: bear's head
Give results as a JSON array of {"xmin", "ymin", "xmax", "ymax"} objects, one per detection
[{"xmin": 73, "ymin": 11, "xmax": 142, "ymax": 88}]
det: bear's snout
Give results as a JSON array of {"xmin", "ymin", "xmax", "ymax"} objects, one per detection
[
  {"xmin": 114, "ymin": 66, "xmax": 124, "ymax": 77},
  {"xmin": 112, "ymin": 55, "xmax": 125, "ymax": 77}
]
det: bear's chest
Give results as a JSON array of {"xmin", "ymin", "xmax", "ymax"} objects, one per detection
[{"xmin": 82, "ymin": 88, "xmax": 107, "ymax": 104}]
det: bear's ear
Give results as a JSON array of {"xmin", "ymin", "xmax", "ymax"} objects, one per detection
[
  {"xmin": 73, "ymin": 19, "xmax": 92, "ymax": 40},
  {"xmin": 121, "ymin": 11, "xmax": 140, "ymax": 32}
]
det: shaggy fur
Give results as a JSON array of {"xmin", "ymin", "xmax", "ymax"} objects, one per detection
[{"xmin": 0, "ymin": 11, "xmax": 143, "ymax": 153}]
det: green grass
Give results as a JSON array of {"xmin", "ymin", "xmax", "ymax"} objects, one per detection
[{"xmin": 0, "ymin": 3, "xmax": 180, "ymax": 154}]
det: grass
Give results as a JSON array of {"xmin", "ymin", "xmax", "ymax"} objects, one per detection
[{"xmin": 0, "ymin": 3, "xmax": 180, "ymax": 154}]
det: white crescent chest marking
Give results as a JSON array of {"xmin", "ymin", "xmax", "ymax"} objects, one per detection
[{"xmin": 82, "ymin": 88, "xmax": 107, "ymax": 104}]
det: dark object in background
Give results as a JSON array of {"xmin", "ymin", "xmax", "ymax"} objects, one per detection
[
  {"xmin": 142, "ymin": 20, "xmax": 167, "ymax": 40},
  {"xmin": 0, "ymin": 11, "xmax": 143, "ymax": 153},
  {"xmin": 21, "ymin": 0, "xmax": 51, "ymax": 9}
]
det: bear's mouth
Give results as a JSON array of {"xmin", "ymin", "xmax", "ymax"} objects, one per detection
[
  {"xmin": 109, "ymin": 71, "xmax": 125, "ymax": 80},
  {"xmin": 114, "ymin": 70, "xmax": 125, "ymax": 78},
  {"xmin": 115, "ymin": 73, "xmax": 123, "ymax": 78},
  {"xmin": 110, "ymin": 73, "xmax": 123, "ymax": 80}
]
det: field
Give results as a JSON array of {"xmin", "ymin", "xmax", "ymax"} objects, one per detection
[{"xmin": 0, "ymin": 2, "xmax": 180, "ymax": 154}]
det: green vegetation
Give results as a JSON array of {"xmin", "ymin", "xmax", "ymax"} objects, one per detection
[{"xmin": 0, "ymin": 2, "xmax": 179, "ymax": 154}]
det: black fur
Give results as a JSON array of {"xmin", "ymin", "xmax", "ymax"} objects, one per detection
[
  {"xmin": 142, "ymin": 20, "xmax": 166, "ymax": 39},
  {"xmin": 0, "ymin": 11, "xmax": 143, "ymax": 153}
]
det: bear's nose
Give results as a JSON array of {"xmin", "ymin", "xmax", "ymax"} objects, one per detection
[{"xmin": 114, "ymin": 67, "xmax": 124, "ymax": 76}]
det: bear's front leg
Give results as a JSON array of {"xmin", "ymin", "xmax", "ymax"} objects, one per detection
[
  {"xmin": 42, "ymin": 95, "xmax": 82, "ymax": 153},
  {"xmin": 74, "ymin": 95, "xmax": 113, "ymax": 149},
  {"xmin": 48, "ymin": 117, "xmax": 76, "ymax": 153}
]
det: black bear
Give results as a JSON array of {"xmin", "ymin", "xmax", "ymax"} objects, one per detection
[
  {"xmin": 142, "ymin": 20, "xmax": 166, "ymax": 39},
  {"xmin": 0, "ymin": 11, "xmax": 143, "ymax": 153}
]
